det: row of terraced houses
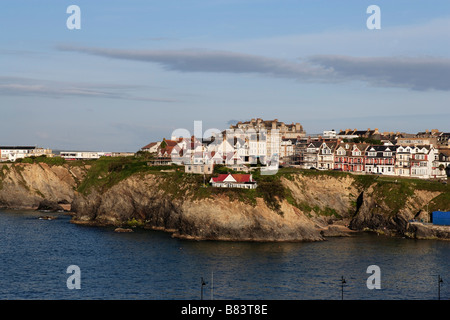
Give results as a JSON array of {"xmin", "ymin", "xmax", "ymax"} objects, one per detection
[
  {"xmin": 141, "ymin": 119, "xmax": 450, "ymax": 180},
  {"xmin": 296, "ymin": 140, "xmax": 448, "ymax": 179}
]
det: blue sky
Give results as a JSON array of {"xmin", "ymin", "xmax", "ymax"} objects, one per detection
[{"xmin": 1, "ymin": 0, "xmax": 450, "ymax": 151}]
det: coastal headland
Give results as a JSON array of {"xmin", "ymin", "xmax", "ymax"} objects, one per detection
[{"xmin": 0, "ymin": 156, "xmax": 449, "ymax": 241}]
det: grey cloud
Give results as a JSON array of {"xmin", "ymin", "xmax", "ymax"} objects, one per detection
[
  {"xmin": 309, "ymin": 55, "xmax": 450, "ymax": 91},
  {"xmin": 57, "ymin": 45, "xmax": 332, "ymax": 80},
  {"xmin": 0, "ymin": 76, "xmax": 176, "ymax": 102},
  {"xmin": 58, "ymin": 45, "xmax": 450, "ymax": 91}
]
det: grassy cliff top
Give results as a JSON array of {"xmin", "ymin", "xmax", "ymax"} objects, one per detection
[
  {"xmin": 58, "ymin": 156, "xmax": 449, "ymax": 214},
  {"xmin": 3, "ymin": 156, "xmax": 449, "ymax": 215}
]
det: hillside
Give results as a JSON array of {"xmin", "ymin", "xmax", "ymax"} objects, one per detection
[{"xmin": 0, "ymin": 157, "xmax": 449, "ymax": 241}]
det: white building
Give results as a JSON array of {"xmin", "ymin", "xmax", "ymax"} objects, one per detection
[
  {"xmin": 365, "ymin": 145, "xmax": 397, "ymax": 175},
  {"xmin": 410, "ymin": 146, "xmax": 437, "ymax": 179},
  {"xmin": 60, "ymin": 151, "xmax": 111, "ymax": 160},
  {"xmin": 141, "ymin": 141, "xmax": 161, "ymax": 153},
  {"xmin": 0, "ymin": 146, "xmax": 53, "ymax": 162},
  {"xmin": 323, "ymin": 130, "xmax": 337, "ymax": 139},
  {"xmin": 394, "ymin": 145, "xmax": 439, "ymax": 179},
  {"xmin": 317, "ymin": 142, "xmax": 337, "ymax": 170},
  {"xmin": 185, "ymin": 163, "xmax": 214, "ymax": 174}
]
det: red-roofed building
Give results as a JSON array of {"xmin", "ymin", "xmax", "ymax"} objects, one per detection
[
  {"xmin": 141, "ymin": 141, "xmax": 161, "ymax": 153},
  {"xmin": 210, "ymin": 173, "xmax": 257, "ymax": 189}
]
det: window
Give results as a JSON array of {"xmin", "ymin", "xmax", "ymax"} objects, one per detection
[{"xmin": 416, "ymin": 154, "xmax": 425, "ymax": 160}]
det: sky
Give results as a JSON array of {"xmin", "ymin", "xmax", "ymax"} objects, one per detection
[{"xmin": 1, "ymin": 0, "xmax": 450, "ymax": 152}]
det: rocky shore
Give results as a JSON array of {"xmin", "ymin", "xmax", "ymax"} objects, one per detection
[{"xmin": 0, "ymin": 161, "xmax": 449, "ymax": 241}]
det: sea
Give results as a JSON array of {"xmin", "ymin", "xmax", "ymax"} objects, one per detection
[{"xmin": 0, "ymin": 209, "xmax": 449, "ymax": 301}]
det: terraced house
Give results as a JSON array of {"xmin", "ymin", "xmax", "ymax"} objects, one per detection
[
  {"xmin": 317, "ymin": 142, "xmax": 337, "ymax": 170},
  {"xmin": 409, "ymin": 145, "xmax": 437, "ymax": 179},
  {"xmin": 364, "ymin": 145, "xmax": 397, "ymax": 175},
  {"xmin": 334, "ymin": 143, "xmax": 368, "ymax": 172}
]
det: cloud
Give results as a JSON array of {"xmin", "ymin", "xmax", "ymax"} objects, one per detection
[
  {"xmin": 309, "ymin": 55, "xmax": 450, "ymax": 91},
  {"xmin": 0, "ymin": 76, "xmax": 176, "ymax": 102},
  {"xmin": 57, "ymin": 45, "xmax": 332, "ymax": 80},
  {"xmin": 58, "ymin": 45, "xmax": 450, "ymax": 91}
]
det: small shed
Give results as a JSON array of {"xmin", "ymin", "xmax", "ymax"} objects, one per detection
[{"xmin": 432, "ymin": 211, "xmax": 450, "ymax": 226}]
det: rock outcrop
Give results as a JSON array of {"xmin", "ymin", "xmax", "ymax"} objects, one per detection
[
  {"xmin": 71, "ymin": 174, "xmax": 323, "ymax": 241},
  {"xmin": 1, "ymin": 162, "xmax": 449, "ymax": 241},
  {"xmin": 0, "ymin": 163, "xmax": 83, "ymax": 209}
]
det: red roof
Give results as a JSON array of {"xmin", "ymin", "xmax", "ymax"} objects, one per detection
[
  {"xmin": 211, "ymin": 174, "xmax": 254, "ymax": 183},
  {"xmin": 142, "ymin": 142, "xmax": 158, "ymax": 150}
]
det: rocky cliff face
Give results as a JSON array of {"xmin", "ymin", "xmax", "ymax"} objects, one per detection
[
  {"xmin": 349, "ymin": 186, "xmax": 440, "ymax": 236},
  {"xmin": 71, "ymin": 174, "xmax": 323, "ymax": 241},
  {"xmin": 1, "ymin": 162, "xmax": 449, "ymax": 241},
  {"xmin": 0, "ymin": 163, "xmax": 85, "ymax": 209}
]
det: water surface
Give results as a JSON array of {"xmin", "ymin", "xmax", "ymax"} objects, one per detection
[{"xmin": 0, "ymin": 209, "xmax": 448, "ymax": 300}]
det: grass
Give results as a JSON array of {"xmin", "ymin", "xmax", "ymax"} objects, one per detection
[
  {"xmin": 76, "ymin": 156, "xmax": 183, "ymax": 195},
  {"xmin": 15, "ymin": 155, "xmax": 66, "ymax": 166},
  {"xmin": 429, "ymin": 191, "xmax": 450, "ymax": 212}
]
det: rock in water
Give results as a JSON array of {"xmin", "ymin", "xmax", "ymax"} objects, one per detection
[{"xmin": 114, "ymin": 227, "xmax": 133, "ymax": 233}]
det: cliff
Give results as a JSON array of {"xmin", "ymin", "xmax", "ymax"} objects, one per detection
[
  {"xmin": 0, "ymin": 162, "xmax": 85, "ymax": 210},
  {"xmin": 70, "ymin": 174, "xmax": 323, "ymax": 242},
  {"xmin": 1, "ymin": 159, "xmax": 449, "ymax": 241}
]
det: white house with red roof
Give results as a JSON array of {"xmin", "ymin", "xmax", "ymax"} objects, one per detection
[
  {"xmin": 210, "ymin": 173, "xmax": 257, "ymax": 189},
  {"xmin": 140, "ymin": 141, "xmax": 161, "ymax": 153}
]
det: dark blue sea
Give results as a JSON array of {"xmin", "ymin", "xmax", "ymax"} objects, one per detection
[{"xmin": 0, "ymin": 209, "xmax": 449, "ymax": 300}]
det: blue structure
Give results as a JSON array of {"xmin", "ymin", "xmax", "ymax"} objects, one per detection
[{"xmin": 432, "ymin": 211, "xmax": 450, "ymax": 226}]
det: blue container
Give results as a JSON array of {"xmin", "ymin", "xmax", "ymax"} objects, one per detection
[{"xmin": 432, "ymin": 211, "xmax": 450, "ymax": 226}]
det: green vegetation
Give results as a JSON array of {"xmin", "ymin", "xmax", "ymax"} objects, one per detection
[
  {"xmin": 428, "ymin": 190, "xmax": 450, "ymax": 212},
  {"xmin": 373, "ymin": 180, "xmax": 415, "ymax": 215},
  {"xmin": 254, "ymin": 175, "xmax": 285, "ymax": 213},
  {"xmin": 77, "ymin": 156, "xmax": 182, "ymax": 194},
  {"xmin": 15, "ymin": 155, "xmax": 66, "ymax": 166},
  {"xmin": 125, "ymin": 218, "xmax": 145, "ymax": 228}
]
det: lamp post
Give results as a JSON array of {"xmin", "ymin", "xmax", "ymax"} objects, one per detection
[
  {"xmin": 438, "ymin": 275, "xmax": 443, "ymax": 300},
  {"xmin": 341, "ymin": 276, "xmax": 346, "ymax": 300},
  {"xmin": 201, "ymin": 277, "xmax": 206, "ymax": 300}
]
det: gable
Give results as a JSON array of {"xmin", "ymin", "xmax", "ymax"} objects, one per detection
[{"xmin": 223, "ymin": 174, "xmax": 237, "ymax": 182}]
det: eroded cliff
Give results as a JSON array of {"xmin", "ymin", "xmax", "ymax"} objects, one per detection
[{"xmin": 1, "ymin": 160, "xmax": 449, "ymax": 241}]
